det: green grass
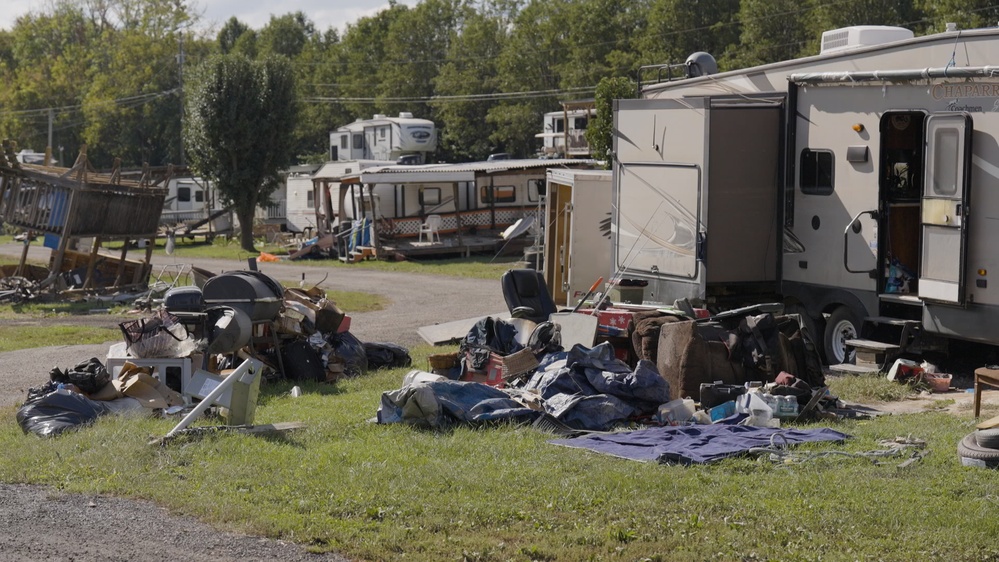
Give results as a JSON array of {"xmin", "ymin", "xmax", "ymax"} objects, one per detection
[
  {"xmin": 2, "ymin": 350, "xmax": 997, "ymax": 561},
  {"xmin": 828, "ymin": 372, "xmax": 924, "ymax": 403},
  {"xmin": 0, "ymin": 325, "xmax": 119, "ymax": 352}
]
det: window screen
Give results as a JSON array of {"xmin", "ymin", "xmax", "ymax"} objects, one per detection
[
  {"xmin": 177, "ymin": 187, "xmax": 191, "ymax": 202},
  {"xmin": 481, "ymin": 185, "xmax": 516, "ymax": 203}
]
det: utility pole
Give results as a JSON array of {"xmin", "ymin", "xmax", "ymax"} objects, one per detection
[
  {"xmin": 47, "ymin": 108, "xmax": 53, "ymax": 165},
  {"xmin": 177, "ymin": 32, "xmax": 186, "ymax": 167}
]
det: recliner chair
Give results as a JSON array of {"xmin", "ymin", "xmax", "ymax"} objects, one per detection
[{"xmin": 501, "ymin": 269, "xmax": 557, "ymax": 324}]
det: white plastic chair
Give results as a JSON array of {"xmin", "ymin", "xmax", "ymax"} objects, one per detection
[{"xmin": 419, "ymin": 214, "xmax": 442, "ymax": 243}]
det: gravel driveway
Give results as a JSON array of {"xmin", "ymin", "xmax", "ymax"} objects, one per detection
[{"xmin": 0, "ymin": 243, "xmax": 510, "ymax": 561}]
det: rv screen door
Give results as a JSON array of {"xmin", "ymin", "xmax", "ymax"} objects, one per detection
[
  {"xmin": 919, "ymin": 113, "xmax": 972, "ymax": 304},
  {"xmin": 616, "ymin": 163, "xmax": 701, "ymax": 279}
]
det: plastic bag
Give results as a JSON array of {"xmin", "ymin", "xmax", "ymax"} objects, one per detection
[
  {"xmin": 16, "ymin": 389, "xmax": 112, "ymax": 437},
  {"xmin": 363, "ymin": 342, "xmax": 412, "ymax": 370},
  {"xmin": 49, "ymin": 357, "xmax": 111, "ymax": 395},
  {"xmin": 328, "ymin": 331, "xmax": 368, "ymax": 377}
]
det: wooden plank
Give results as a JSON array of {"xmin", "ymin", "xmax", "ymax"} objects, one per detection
[
  {"xmin": 829, "ymin": 363, "xmax": 881, "ymax": 375},
  {"xmin": 417, "ymin": 312, "xmax": 508, "ymax": 345},
  {"xmin": 977, "ymin": 414, "xmax": 999, "ymax": 430},
  {"xmin": 845, "ymin": 338, "xmax": 900, "ymax": 352}
]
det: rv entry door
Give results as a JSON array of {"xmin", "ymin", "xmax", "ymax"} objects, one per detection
[{"xmin": 919, "ymin": 113, "xmax": 972, "ymax": 305}]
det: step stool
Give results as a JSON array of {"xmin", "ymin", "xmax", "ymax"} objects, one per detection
[{"xmin": 845, "ymin": 338, "xmax": 901, "ymax": 372}]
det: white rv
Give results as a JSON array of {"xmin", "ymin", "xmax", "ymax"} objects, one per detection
[
  {"xmin": 329, "ymin": 112, "xmax": 437, "ymax": 163},
  {"xmin": 539, "ymin": 105, "xmax": 595, "ymax": 158},
  {"xmin": 612, "ymin": 24, "xmax": 999, "ymax": 364},
  {"xmin": 160, "ymin": 176, "xmax": 231, "ymax": 235}
]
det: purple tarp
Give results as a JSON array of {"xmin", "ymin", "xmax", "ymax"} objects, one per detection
[{"xmin": 550, "ymin": 423, "xmax": 850, "ymax": 465}]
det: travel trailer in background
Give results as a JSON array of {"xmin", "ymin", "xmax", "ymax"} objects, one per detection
[
  {"xmin": 611, "ymin": 24, "xmax": 999, "ymax": 366},
  {"xmin": 160, "ymin": 177, "xmax": 231, "ymax": 237},
  {"xmin": 543, "ymin": 168, "xmax": 613, "ymax": 307},
  {"xmin": 312, "ymin": 158, "xmax": 596, "ymax": 261},
  {"xmin": 539, "ymin": 101, "xmax": 596, "ymax": 158},
  {"xmin": 329, "ymin": 113, "xmax": 437, "ymax": 163}
]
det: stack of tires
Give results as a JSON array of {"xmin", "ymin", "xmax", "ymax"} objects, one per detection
[{"xmin": 958, "ymin": 429, "xmax": 999, "ymax": 468}]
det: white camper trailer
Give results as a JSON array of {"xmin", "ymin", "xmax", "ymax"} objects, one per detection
[
  {"xmin": 539, "ymin": 103, "xmax": 595, "ymax": 158},
  {"xmin": 543, "ymin": 169, "xmax": 613, "ymax": 307},
  {"xmin": 329, "ymin": 113, "xmax": 437, "ymax": 163},
  {"xmin": 612, "ymin": 24, "xmax": 999, "ymax": 364}
]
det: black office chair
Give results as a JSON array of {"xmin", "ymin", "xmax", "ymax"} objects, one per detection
[{"xmin": 500, "ymin": 269, "xmax": 557, "ymax": 324}]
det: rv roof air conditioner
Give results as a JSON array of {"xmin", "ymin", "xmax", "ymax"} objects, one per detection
[
  {"xmin": 820, "ymin": 25, "xmax": 914, "ymax": 55},
  {"xmin": 373, "ymin": 114, "xmax": 387, "ymax": 119},
  {"xmin": 685, "ymin": 52, "xmax": 717, "ymax": 78},
  {"xmin": 398, "ymin": 112, "xmax": 414, "ymax": 119}
]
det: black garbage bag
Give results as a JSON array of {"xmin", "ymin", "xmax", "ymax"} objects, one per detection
[
  {"xmin": 364, "ymin": 342, "xmax": 412, "ymax": 370},
  {"xmin": 16, "ymin": 390, "xmax": 112, "ymax": 437},
  {"xmin": 281, "ymin": 339, "xmax": 326, "ymax": 382},
  {"xmin": 49, "ymin": 357, "xmax": 111, "ymax": 395},
  {"xmin": 328, "ymin": 331, "xmax": 369, "ymax": 377}
]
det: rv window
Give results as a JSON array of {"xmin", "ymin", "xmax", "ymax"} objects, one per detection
[
  {"xmin": 573, "ymin": 117, "xmax": 588, "ymax": 130},
  {"xmin": 554, "ymin": 118, "xmax": 565, "ymax": 133},
  {"xmin": 799, "ymin": 149, "xmax": 834, "ymax": 195},
  {"xmin": 177, "ymin": 187, "xmax": 191, "ymax": 202},
  {"xmin": 352, "ymin": 134, "xmax": 363, "ymax": 150},
  {"xmin": 481, "ymin": 185, "xmax": 516, "ymax": 204},
  {"xmin": 340, "ymin": 135, "xmax": 348, "ymax": 149},
  {"xmin": 419, "ymin": 187, "xmax": 441, "ymax": 206},
  {"xmin": 380, "ymin": 127, "xmax": 386, "ymax": 139},
  {"xmin": 527, "ymin": 179, "xmax": 542, "ymax": 203},
  {"xmin": 307, "ymin": 190, "xmax": 315, "ymax": 209},
  {"xmin": 195, "ymin": 191, "xmax": 204, "ymax": 203}
]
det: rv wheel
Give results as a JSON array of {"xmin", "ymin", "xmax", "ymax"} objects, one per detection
[{"xmin": 824, "ymin": 306, "xmax": 860, "ymax": 365}]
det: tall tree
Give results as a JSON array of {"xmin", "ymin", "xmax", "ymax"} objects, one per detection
[
  {"xmin": 258, "ymin": 12, "xmax": 315, "ymax": 59},
  {"xmin": 336, "ymin": 4, "xmax": 408, "ymax": 118},
  {"xmin": 377, "ymin": 0, "xmax": 460, "ymax": 119},
  {"xmin": 586, "ymin": 76, "xmax": 635, "ymax": 166},
  {"xmin": 184, "ymin": 54, "xmax": 298, "ymax": 251},
  {"xmin": 432, "ymin": 5, "xmax": 506, "ymax": 161},
  {"xmin": 217, "ymin": 16, "xmax": 250, "ymax": 54},
  {"xmin": 725, "ymin": 0, "xmax": 813, "ymax": 68},
  {"xmin": 919, "ymin": 0, "xmax": 999, "ymax": 33},
  {"xmin": 638, "ymin": 0, "xmax": 740, "ymax": 70}
]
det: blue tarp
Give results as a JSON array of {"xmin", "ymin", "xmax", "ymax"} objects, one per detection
[{"xmin": 550, "ymin": 423, "xmax": 850, "ymax": 465}]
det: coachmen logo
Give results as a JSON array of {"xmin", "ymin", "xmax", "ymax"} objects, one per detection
[{"xmin": 411, "ymin": 130, "xmax": 431, "ymax": 140}]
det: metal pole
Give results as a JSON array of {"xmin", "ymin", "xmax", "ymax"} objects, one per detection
[{"xmin": 162, "ymin": 355, "xmax": 262, "ymax": 439}]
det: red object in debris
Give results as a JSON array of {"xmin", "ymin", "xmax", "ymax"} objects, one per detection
[
  {"xmin": 694, "ymin": 308, "xmax": 710, "ymax": 319},
  {"xmin": 460, "ymin": 352, "xmax": 505, "ymax": 388},
  {"xmin": 596, "ymin": 308, "xmax": 634, "ymax": 337},
  {"xmin": 336, "ymin": 316, "xmax": 351, "ymax": 333}
]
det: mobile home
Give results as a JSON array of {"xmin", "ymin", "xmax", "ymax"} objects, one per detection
[
  {"xmin": 329, "ymin": 113, "xmax": 437, "ymax": 163},
  {"xmin": 612, "ymin": 24, "xmax": 999, "ymax": 364}
]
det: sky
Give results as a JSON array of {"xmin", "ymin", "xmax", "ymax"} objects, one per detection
[{"xmin": 0, "ymin": 0, "xmax": 421, "ymax": 33}]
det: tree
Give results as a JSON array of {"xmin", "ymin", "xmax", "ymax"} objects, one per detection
[
  {"xmin": 586, "ymin": 76, "xmax": 635, "ymax": 167},
  {"xmin": 184, "ymin": 54, "xmax": 298, "ymax": 251},
  {"xmin": 725, "ymin": 0, "xmax": 813, "ymax": 68},
  {"xmin": 217, "ymin": 16, "xmax": 250, "ymax": 54},
  {"xmin": 432, "ymin": 6, "xmax": 506, "ymax": 161}
]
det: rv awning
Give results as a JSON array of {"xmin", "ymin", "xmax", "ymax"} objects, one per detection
[
  {"xmin": 790, "ymin": 65, "xmax": 999, "ymax": 84},
  {"xmin": 347, "ymin": 169, "xmax": 476, "ymax": 184}
]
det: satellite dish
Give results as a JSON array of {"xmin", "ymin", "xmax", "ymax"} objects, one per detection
[{"xmin": 502, "ymin": 215, "xmax": 535, "ymax": 240}]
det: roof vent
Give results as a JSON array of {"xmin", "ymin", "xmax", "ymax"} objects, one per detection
[
  {"xmin": 373, "ymin": 114, "xmax": 387, "ymax": 119},
  {"xmin": 685, "ymin": 52, "xmax": 717, "ymax": 78},
  {"xmin": 398, "ymin": 112, "xmax": 414, "ymax": 119},
  {"xmin": 820, "ymin": 25, "xmax": 914, "ymax": 55}
]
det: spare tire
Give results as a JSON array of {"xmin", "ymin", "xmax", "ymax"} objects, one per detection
[
  {"xmin": 958, "ymin": 432, "xmax": 999, "ymax": 468},
  {"xmin": 975, "ymin": 427, "xmax": 999, "ymax": 449}
]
